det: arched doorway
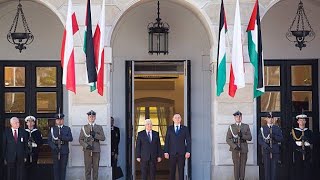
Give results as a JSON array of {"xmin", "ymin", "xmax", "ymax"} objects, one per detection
[
  {"xmin": 110, "ymin": 0, "xmax": 212, "ymax": 179},
  {"xmin": 258, "ymin": 0, "xmax": 320, "ymax": 179},
  {"xmin": 0, "ymin": 0, "xmax": 64, "ymax": 179}
]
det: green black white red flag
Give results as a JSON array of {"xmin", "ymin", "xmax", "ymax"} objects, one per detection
[
  {"xmin": 247, "ymin": 0, "xmax": 265, "ymax": 98},
  {"xmin": 216, "ymin": 0, "xmax": 227, "ymax": 96},
  {"xmin": 83, "ymin": 0, "xmax": 97, "ymax": 92}
]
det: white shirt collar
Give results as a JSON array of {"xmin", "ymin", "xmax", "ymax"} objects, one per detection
[
  {"xmin": 294, "ymin": 127, "xmax": 308, "ymax": 131},
  {"xmin": 174, "ymin": 124, "xmax": 181, "ymax": 128},
  {"xmin": 11, "ymin": 128, "xmax": 18, "ymax": 133},
  {"xmin": 236, "ymin": 122, "xmax": 242, "ymax": 126},
  {"xmin": 58, "ymin": 125, "xmax": 64, "ymax": 128},
  {"xmin": 267, "ymin": 124, "xmax": 273, "ymax": 128}
]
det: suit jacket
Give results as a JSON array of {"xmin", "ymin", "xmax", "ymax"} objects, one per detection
[
  {"xmin": 226, "ymin": 123, "xmax": 252, "ymax": 153},
  {"xmin": 2, "ymin": 127, "xmax": 28, "ymax": 163},
  {"xmin": 79, "ymin": 124, "xmax": 106, "ymax": 152},
  {"xmin": 164, "ymin": 125, "xmax": 191, "ymax": 156},
  {"xmin": 111, "ymin": 126, "xmax": 120, "ymax": 154},
  {"xmin": 136, "ymin": 130, "xmax": 162, "ymax": 161},
  {"xmin": 258, "ymin": 125, "xmax": 283, "ymax": 154},
  {"xmin": 48, "ymin": 125, "xmax": 73, "ymax": 155}
]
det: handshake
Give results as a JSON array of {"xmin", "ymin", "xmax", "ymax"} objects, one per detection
[{"xmin": 86, "ymin": 144, "xmax": 93, "ymax": 150}]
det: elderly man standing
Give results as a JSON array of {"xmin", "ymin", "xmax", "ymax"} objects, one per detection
[
  {"xmin": 25, "ymin": 115, "xmax": 43, "ymax": 180},
  {"xmin": 48, "ymin": 113, "xmax": 73, "ymax": 180},
  {"xmin": 226, "ymin": 110, "xmax": 252, "ymax": 180},
  {"xmin": 3, "ymin": 117, "xmax": 28, "ymax": 180},
  {"xmin": 79, "ymin": 110, "xmax": 106, "ymax": 180},
  {"xmin": 164, "ymin": 113, "xmax": 191, "ymax": 180},
  {"xmin": 136, "ymin": 119, "xmax": 162, "ymax": 180}
]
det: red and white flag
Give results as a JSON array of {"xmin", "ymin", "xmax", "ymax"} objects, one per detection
[
  {"xmin": 229, "ymin": 0, "xmax": 245, "ymax": 97},
  {"xmin": 93, "ymin": 0, "xmax": 105, "ymax": 96},
  {"xmin": 61, "ymin": 0, "xmax": 79, "ymax": 93}
]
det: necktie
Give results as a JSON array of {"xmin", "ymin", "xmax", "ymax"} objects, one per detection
[
  {"xmin": 175, "ymin": 126, "xmax": 179, "ymax": 134},
  {"xmin": 148, "ymin": 131, "xmax": 151, "ymax": 142},
  {"xmin": 14, "ymin": 129, "xmax": 18, "ymax": 143}
]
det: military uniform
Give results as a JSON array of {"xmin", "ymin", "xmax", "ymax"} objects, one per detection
[
  {"xmin": 79, "ymin": 110, "xmax": 106, "ymax": 180},
  {"xmin": 258, "ymin": 113, "xmax": 283, "ymax": 180},
  {"xmin": 48, "ymin": 113, "xmax": 73, "ymax": 180},
  {"xmin": 226, "ymin": 111, "xmax": 252, "ymax": 180},
  {"xmin": 111, "ymin": 124, "xmax": 120, "ymax": 167},
  {"xmin": 291, "ymin": 114, "xmax": 313, "ymax": 180},
  {"xmin": 24, "ymin": 116, "xmax": 43, "ymax": 180}
]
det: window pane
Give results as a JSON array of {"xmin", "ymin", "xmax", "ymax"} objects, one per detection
[
  {"xmin": 292, "ymin": 91, "xmax": 312, "ymax": 112},
  {"xmin": 291, "ymin": 65, "xmax": 312, "ymax": 86},
  {"xmin": 264, "ymin": 66, "xmax": 280, "ymax": 86},
  {"xmin": 37, "ymin": 92, "xmax": 57, "ymax": 113},
  {"xmin": 5, "ymin": 92, "xmax": 25, "ymax": 113},
  {"xmin": 36, "ymin": 118, "xmax": 56, "ymax": 139},
  {"xmin": 4, "ymin": 67, "xmax": 25, "ymax": 87},
  {"xmin": 36, "ymin": 67, "xmax": 57, "ymax": 87},
  {"xmin": 260, "ymin": 92, "xmax": 281, "ymax": 112}
]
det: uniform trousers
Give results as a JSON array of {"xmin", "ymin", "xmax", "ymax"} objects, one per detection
[
  {"xmin": 169, "ymin": 154, "xmax": 185, "ymax": 180},
  {"xmin": 84, "ymin": 151, "xmax": 100, "ymax": 180},
  {"xmin": 53, "ymin": 154, "xmax": 68, "ymax": 180},
  {"xmin": 263, "ymin": 153, "xmax": 279, "ymax": 180},
  {"xmin": 232, "ymin": 151, "xmax": 247, "ymax": 180},
  {"xmin": 25, "ymin": 155, "xmax": 38, "ymax": 180}
]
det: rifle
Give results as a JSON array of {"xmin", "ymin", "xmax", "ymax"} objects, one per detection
[
  {"xmin": 90, "ymin": 125, "xmax": 93, "ymax": 157},
  {"xmin": 269, "ymin": 126, "xmax": 273, "ymax": 159},
  {"xmin": 57, "ymin": 127, "xmax": 61, "ymax": 160},
  {"xmin": 27, "ymin": 131, "xmax": 34, "ymax": 162},
  {"xmin": 301, "ymin": 129, "xmax": 305, "ymax": 160},
  {"xmin": 237, "ymin": 126, "xmax": 241, "ymax": 158}
]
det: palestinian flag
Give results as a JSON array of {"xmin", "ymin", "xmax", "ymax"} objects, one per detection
[
  {"xmin": 93, "ymin": 0, "xmax": 105, "ymax": 96},
  {"xmin": 61, "ymin": 0, "xmax": 79, "ymax": 93},
  {"xmin": 216, "ymin": 0, "xmax": 227, "ymax": 96},
  {"xmin": 83, "ymin": 0, "xmax": 97, "ymax": 91},
  {"xmin": 247, "ymin": 0, "xmax": 265, "ymax": 98}
]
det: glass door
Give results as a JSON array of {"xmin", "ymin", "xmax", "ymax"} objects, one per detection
[
  {"xmin": 257, "ymin": 60, "xmax": 319, "ymax": 180},
  {"xmin": 0, "ymin": 61, "xmax": 63, "ymax": 179}
]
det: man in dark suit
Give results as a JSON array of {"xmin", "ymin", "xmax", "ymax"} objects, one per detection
[
  {"xmin": 258, "ymin": 112, "xmax": 283, "ymax": 180},
  {"xmin": 136, "ymin": 119, "xmax": 162, "ymax": 180},
  {"xmin": 25, "ymin": 115, "xmax": 43, "ymax": 180},
  {"xmin": 164, "ymin": 113, "xmax": 191, "ymax": 180},
  {"xmin": 111, "ymin": 117, "xmax": 120, "ymax": 168},
  {"xmin": 48, "ymin": 113, "xmax": 73, "ymax": 180},
  {"xmin": 3, "ymin": 117, "xmax": 28, "ymax": 180}
]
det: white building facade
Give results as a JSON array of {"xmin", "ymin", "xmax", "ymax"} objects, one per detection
[{"xmin": 1, "ymin": 0, "xmax": 320, "ymax": 179}]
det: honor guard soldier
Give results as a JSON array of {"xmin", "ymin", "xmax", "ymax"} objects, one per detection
[
  {"xmin": 226, "ymin": 110, "xmax": 252, "ymax": 180},
  {"xmin": 111, "ymin": 117, "xmax": 121, "ymax": 179},
  {"xmin": 24, "ymin": 116, "xmax": 43, "ymax": 180},
  {"xmin": 48, "ymin": 113, "xmax": 73, "ymax": 180},
  {"xmin": 79, "ymin": 110, "xmax": 106, "ymax": 180},
  {"xmin": 291, "ymin": 113, "xmax": 313, "ymax": 180},
  {"xmin": 258, "ymin": 112, "xmax": 283, "ymax": 180}
]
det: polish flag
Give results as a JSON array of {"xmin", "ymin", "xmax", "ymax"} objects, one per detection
[
  {"xmin": 93, "ymin": 0, "xmax": 106, "ymax": 96},
  {"xmin": 61, "ymin": 0, "xmax": 79, "ymax": 93}
]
